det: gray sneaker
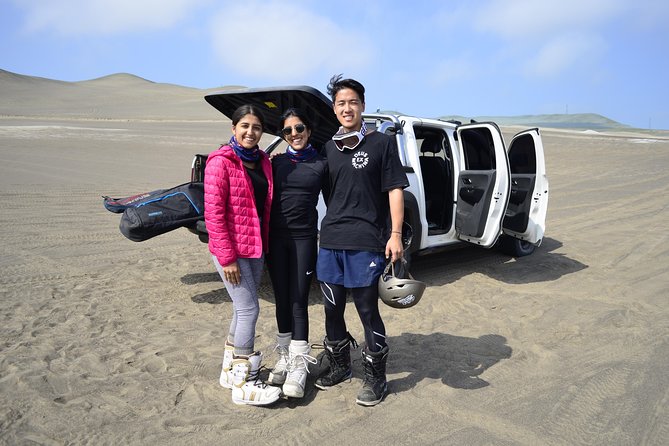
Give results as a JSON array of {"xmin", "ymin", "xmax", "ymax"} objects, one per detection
[{"xmin": 267, "ymin": 334, "xmax": 291, "ymax": 385}]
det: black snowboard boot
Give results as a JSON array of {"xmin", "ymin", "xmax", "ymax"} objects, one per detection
[
  {"xmin": 356, "ymin": 346, "xmax": 389, "ymax": 406},
  {"xmin": 314, "ymin": 333, "xmax": 357, "ymax": 390}
]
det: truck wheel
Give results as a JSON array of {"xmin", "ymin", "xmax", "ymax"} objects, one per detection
[{"xmin": 498, "ymin": 235, "xmax": 536, "ymax": 257}]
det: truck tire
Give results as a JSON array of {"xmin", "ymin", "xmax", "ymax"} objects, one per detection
[{"xmin": 498, "ymin": 235, "xmax": 536, "ymax": 257}]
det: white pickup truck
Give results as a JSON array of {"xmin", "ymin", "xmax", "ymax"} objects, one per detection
[{"xmin": 190, "ymin": 86, "xmax": 549, "ymax": 261}]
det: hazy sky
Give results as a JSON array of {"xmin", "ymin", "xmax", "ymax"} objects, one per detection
[{"xmin": 2, "ymin": 0, "xmax": 668, "ymax": 129}]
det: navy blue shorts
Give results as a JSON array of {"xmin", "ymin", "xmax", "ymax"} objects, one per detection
[{"xmin": 316, "ymin": 248, "xmax": 386, "ymax": 288}]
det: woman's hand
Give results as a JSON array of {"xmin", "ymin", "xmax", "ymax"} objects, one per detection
[{"xmin": 222, "ymin": 261, "xmax": 241, "ymax": 286}]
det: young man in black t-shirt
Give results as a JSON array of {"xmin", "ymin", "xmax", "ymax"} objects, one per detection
[{"xmin": 315, "ymin": 75, "xmax": 409, "ymax": 406}]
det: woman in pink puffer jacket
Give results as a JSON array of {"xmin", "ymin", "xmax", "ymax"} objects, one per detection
[{"xmin": 204, "ymin": 104, "xmax": 280, "ymax": 406}]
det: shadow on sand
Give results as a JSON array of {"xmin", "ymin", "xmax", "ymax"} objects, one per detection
[
  {"xmin": 382, "ymin": 332, "xmax": 512, "ymax": 392},
  {"xmin": 184, "ymin": 236, "xmax": 586, "ymax": 304},
  {"xmin": 409, "ymin": 236, "xmax": 587, "ymax": 287},
  {"xmin": 274, "ymin": 331, "xmax": 511, "ymax": 406}
]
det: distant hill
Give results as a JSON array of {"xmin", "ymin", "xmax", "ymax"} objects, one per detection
[
  {"xmin": 0, "ymin": 69, "xmax": 642, "ymax": 130},
  {"xmin": 437, "ymin": 113, "xmax": 632, "ymax": 130},
  {"xmin": 0, "ymin": 69, "xmax": 234, "ymax": 120}
]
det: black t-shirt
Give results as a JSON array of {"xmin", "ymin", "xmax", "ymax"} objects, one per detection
[
  {"xmin": 270, "ymin": 153, "xmax": 329, "ymax": 239},
  {"xmin": 245, "ymin": 164, "xmax": 268, "ymax": 227},
  {"xmin": 320, "ymin": 131, "xmax": 409, "ymax": 252}
]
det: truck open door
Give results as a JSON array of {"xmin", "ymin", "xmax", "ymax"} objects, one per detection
[
  {"xmin": 502, "ymin": 128, "xmax": 549, "ymax": 245},
  {"xmin": 455, "ymin": 122, "xmax": 510, "ymax": 248}
]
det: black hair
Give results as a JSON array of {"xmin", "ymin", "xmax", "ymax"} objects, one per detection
[
  {"xmin": 231, "ymin": 104, "xmax": 266, "ymax": 128},
  {"xmin": 280, "ymin": 107, "xmax": 312, "ymax": 130},
  {"xmin": 326, "ymin": 74, "xmax": 365, "ymax": 104}
]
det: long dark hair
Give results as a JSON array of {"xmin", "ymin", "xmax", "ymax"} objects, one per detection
[{"xmin": 231, "ymin": 104, "xmax": 266, "ymax": 128}]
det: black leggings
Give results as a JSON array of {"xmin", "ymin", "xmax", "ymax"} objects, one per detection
[
  {"xmin": 319, "ymin": 282, "xmax": 387, "ymax": 352},
  {"xmin": 266, "ymin": 236, "xmax": 317, "ymax": 341}
]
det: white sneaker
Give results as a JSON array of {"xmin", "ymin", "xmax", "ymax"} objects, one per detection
[
  {"xmin": 231, "ymin": 352, "xmax": 282, "ymax": 406},
  {"xmin": 267, "ymin": 333, "xmax": 291, "ymax": 385},
  {"xmin": 283, "ymin": 341, "xmax": 317, "ymax": 398},
  {"xmin": 219, "ymin": 341, "xmax": 234, "ymax": 389}
]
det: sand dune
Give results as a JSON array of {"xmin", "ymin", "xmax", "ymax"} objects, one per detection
[
  {"xmin": 0, "ymin": 69, "xmax": 226, "ymax": 121},
  {"xmin": 1, "ymin": 71, "xmax": 668, "ymax": 445}
]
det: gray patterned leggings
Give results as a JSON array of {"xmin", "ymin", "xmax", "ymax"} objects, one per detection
[{"xmin": 213, "ymin": 256, "xmax": 264, "ymax": 355}]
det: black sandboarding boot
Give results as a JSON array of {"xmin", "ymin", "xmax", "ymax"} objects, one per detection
[
  {"xmin": 356, "ymin": 345, "xmax": 389, "ymax": 406},
  {"xmin": 314, "ymin": 333, "xmax": 357, "ymax": 390}
]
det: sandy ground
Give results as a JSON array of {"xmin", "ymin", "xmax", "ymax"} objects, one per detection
[{"xmin": 1, "ymin": 73, "xmax": 669, "ymax": 445}]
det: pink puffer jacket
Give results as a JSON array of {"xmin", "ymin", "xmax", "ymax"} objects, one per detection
[{"xmin": 204, "ymin": 145, "xmax": 273, "ymax": 267}]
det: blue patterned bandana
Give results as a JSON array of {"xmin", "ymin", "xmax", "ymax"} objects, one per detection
[{"xmin": 229, "ymin": 135, "xmax": 260, "ymax": 162}]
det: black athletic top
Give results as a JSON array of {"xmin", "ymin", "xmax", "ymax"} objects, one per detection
[
  {"xmin": 270, "ymin": 153, "xmax": 329, "ymax": 239},
  {"xmin": 319, "ymin": 131, "xmax": 409, "ymax": 252}
]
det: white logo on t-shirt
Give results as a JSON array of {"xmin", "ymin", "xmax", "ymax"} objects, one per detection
[{"xmin": 351, "ymin": 151, "xmax": 369, "ymax": 169}]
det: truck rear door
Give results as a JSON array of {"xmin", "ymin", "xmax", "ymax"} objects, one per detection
[
  {"xmin": 502, "ymin": 128, "xmax": 549, "ymax": 245},
  {"xmin": 455, "ymin": 123, "xmax": 510, "ymax": 247},
  {"xmin": 204, "ymin": 86, "xmax": 339, "ymax": 152}
]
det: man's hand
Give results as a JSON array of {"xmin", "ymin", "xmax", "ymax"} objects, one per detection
[{"xmin": 386, "ymin": 232, "xmax": 404, "ymax": 263}]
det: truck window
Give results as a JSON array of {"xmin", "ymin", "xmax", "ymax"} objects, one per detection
[
  {"xmin": 509, "ymin": 134, "xmax": 536, "ymax": 174},
  {"xmin": 461, "ymin": 128, "xmax": 495, "ymax": 170}
]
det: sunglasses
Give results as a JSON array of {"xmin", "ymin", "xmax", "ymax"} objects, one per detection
[
  {"xmin": 281, "ymin": 124, "xmax": 307, "ymax": 136},
  {"xmin": 332, "ymin": 130, "xmax": 364, "ymax": 151}
]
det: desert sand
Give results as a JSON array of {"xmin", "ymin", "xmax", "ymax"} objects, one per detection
[{"xmin": 1, "ymin": 71, "xmax": 668, "ymax": 445}]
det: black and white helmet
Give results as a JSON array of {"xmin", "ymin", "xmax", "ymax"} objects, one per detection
[{"xmin": 378, "ymin": 258, "xmax": 426, "ymax": 309}]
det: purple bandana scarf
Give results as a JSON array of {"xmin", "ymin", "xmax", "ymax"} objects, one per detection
[{"xmin": 286, "ymin": 144, "xmax": 318, "ymax": 163}]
